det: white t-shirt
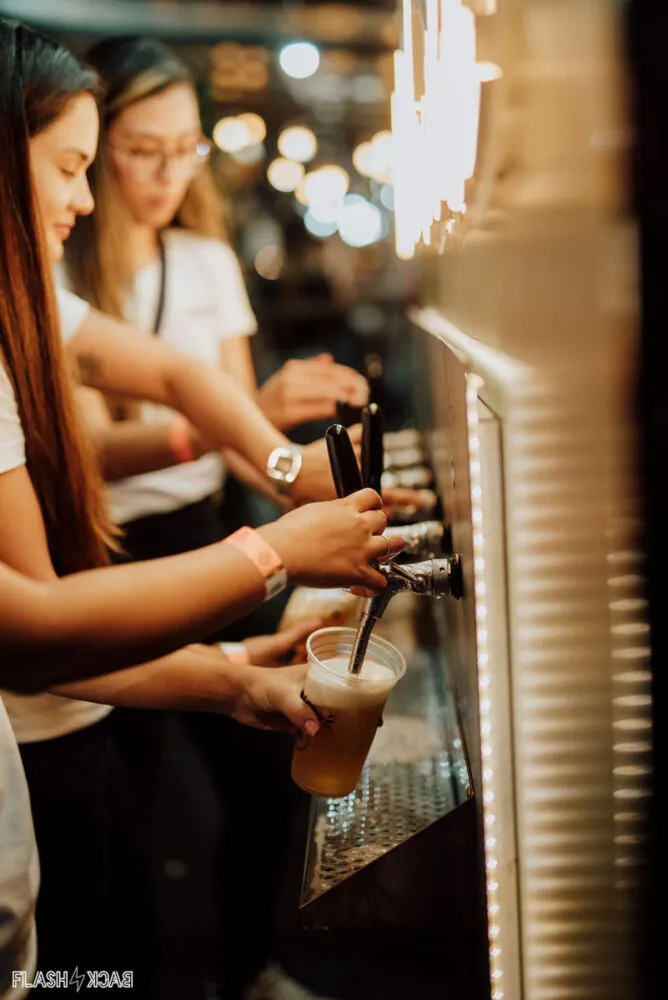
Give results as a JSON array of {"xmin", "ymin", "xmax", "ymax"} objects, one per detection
[
  {"xmin": 0, "ymin": 698, "xmax": 38, "ymax": 999},
  {"xmin": 0, "ymin": 326, "xmax": 111, "ymax": 745},
  {"xmin": 0, "ymin": 290, "xmax": 95, "ymax": 994},
  {"xmin": 58, "ymin": 229, "xmax": 257, "ymax": 524},
  {"xmin": 55, "ymin": 285, "xmax": 91, "ymax": 339}
]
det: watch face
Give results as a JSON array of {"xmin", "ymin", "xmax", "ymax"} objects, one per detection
[{"xmin": 275, "ymin": 455, "xmax": 293, "ymax": 475}]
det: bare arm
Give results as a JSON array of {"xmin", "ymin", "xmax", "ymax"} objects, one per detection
[
  {"xmin": 76, "ymin": 387, "xmax": 184, "ymax": 480},
  {"xmin": 51, "ymin": 644, "xmax": 316, "ymax": 734},
  {"xmin": 0, "ymin": 464, "xmax": 265, "ymax": 690},
  {"xmin": 52, "ymin": 644, "xmax": 249, "ymax": 713},
  {"xmin": 67, "ymin": 309, "xmax": 287, "ymax": 478},
  {"xmin": 219, "ymin": 336, "xmax": 257, "ymax": 395},
  {"xmin": 66, "ymin": 309, "xmax": 340, "ymax": 501},
  {"xmin": 76, "ymin": 387, "xmax": 289, "ymax": 498},
  {"xmin": 0, "ymin": 466, "xmax": 397, "ymax": 694}
]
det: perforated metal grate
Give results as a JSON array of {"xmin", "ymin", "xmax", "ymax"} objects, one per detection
[
  {"xmin": 299, "ymin": 598, "xmax": 471, "ymax": 906},
  {"xmin": 301, "ymin": 747, "xmax": 468, "ymax": 905}
]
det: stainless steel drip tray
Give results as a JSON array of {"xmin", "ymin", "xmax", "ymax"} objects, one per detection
[{"xmin": 300, "ymin": 598, "xmax": 471, "ymax": 907}]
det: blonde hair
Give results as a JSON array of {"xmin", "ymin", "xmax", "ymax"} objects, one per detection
[{"xmin": 64, "ymin": 36, "xmax": 228, "ymax": 321}]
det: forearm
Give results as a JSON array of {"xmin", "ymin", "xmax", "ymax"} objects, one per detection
[
  {"xmin": 93, "ymin": 421, "xmax": 180, "ymax": 480},
  {"xmin": 163, "ymin": 355, "xmax": 287, "ymax": 473},
  {"xmin": 68, "ymin": 316, "xmax": 289, "ymax": 477},
  {"xmin": 222, "ymin": 448, "xmax": 291, "ymax": 510},
  {"xmin": 51, "ymin": 645, "xmax": 245, "ymax": 713},
  {"xmin": 0, "ymin": 543, "xmax": 265, "ymax": 692}
]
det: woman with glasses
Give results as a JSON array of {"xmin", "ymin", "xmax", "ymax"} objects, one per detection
[{"xmin": 62, "ymin": 37, "xmax": 368, "ymax": 555}]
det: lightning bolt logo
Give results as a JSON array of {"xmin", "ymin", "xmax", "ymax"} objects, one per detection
[{"xmin": 69, "ymin": 967, "xmax": 85, "ymax": 993}]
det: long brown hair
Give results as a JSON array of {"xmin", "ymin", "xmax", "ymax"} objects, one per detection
[
  {"xmin": 64, "ymin": 36, "xmax": 228, "ymax": 320},
  {"xmin": 0, "ymin": 18, "xmax": 116, "ymax": 574}
]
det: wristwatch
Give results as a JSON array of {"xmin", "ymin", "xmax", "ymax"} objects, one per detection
[{"xmin": 266, "ymin": 445, "xmax": 303, "ymax": 496}]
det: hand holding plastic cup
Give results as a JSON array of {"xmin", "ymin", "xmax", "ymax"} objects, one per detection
[{"xmin": 291, "ymin": 626, "xmax": 406, "ymax": 799}]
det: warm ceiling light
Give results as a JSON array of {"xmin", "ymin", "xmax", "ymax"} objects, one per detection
[
  {"xmin": 267, "ymin": 157, "xmax": 305, "ymax": 192},
  {"xmin": 230, "ymin": 143, "xmax": 266, "ymax": 166},
  {"xmin": 279, "ymin": 41, "xmax": 320, "ymax": 80},
  {"xmin": 278, "ymin": 126, "xmax": 318, "ymax": 164},
  {"xmin": 337, "ymin": 194, "xmax": 383, "ymax": 248},
  {"xmin": 237, "ymin": 112, "xmax": 267, "ymax": 144},
  {"xmin": 352, "ymin": 140, "xmax": 374, "ymax": 177},
  {"xmin": 304, "ymin": 212, "xmax": 338, "ymax": 239},
  {"xmin": 368, "ymin": 130, "xmax": 393, "ymax": 182},
  {"xmin": 302, "ymin": 165, "xmax": 349, "ymax": 207},
  {"xmin": 213, "ymin": 116, "xmax": 251, "ymax": 153}
]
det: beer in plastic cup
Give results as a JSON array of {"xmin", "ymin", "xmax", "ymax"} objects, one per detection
[{"xmin": 291, "ymin": 627, "xmax": 406, "ymax": 798}]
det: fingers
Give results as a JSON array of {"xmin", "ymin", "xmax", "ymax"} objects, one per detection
[
  {"xmin": 348, "ymin": 487, "xmax": 383, "ymax": 511},
  {"xmin": 347, "ymin": 424, "xmax": 363, "ymax": 444},
  {"xmin": 280, "ymin": 618, "xmax": 322, "ymax": 649},
  {"xmin": 287, "ymin": 365, "xmax": 362, "ymax": 400},
  {"xmin": 366, "ymin": 509, "xmax": 389, "ymax": 535},
  {"xmin": 360, "ymin": 565, "xmax": 389, "ymax": 592},
  {"xmin": 369, "ymin": 533, "xmax": 404, "ymax": 561},
  {"xmin": 279, "ymin": 687, "xmax": 320, "ymax": 736},
  {"xmin": 245, "ymin": 618, "xmax": 322, "ymax": 666}
]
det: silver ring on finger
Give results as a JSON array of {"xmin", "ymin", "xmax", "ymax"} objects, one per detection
[{"xmin": 379, "ymin": 534, "xmax": 392, "ymax": 562}]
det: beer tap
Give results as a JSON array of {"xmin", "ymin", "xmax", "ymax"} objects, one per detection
[
  {"xmin": 335, "ymin": 398, "xmax": 363, "ymax": 430},
  {"xmin": 385, "ymin": 489, "xmax": 440, "ymax": 526},
  {"xmin": 325, "ymin": 412, "xmax": 463, "ymax": 675},
  {"xmin": 347, "ymin": 554, "xmax": 463, "ymax": 674},
  {"xmin": 325, "ymin": 423, "xmax": 363, "ymax": 497},
  {"xmin": 370, "ymin": 416, "xmax": 445, "ymax": 557},
  {"xmin": 383, "ymin": 520, "xmax": 447, "ymax": 560},
  {"xmin": 382, "ymin": 466, "xmax": 434, "ymax": 490}
]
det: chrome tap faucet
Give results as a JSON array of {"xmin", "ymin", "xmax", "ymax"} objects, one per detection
[
  {"xmin": 347, "ymin": 555, "xmax": 463, "ymax": 674},
  {"xmin": 383, "ymin": 521, "xmax": 446, "ymax": 560},
  {"xmin": 325, "ymin": 412, "xmax": 462, "ymax": 675}
]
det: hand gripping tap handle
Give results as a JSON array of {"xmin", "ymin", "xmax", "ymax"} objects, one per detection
[
  {"xmin": 361, "ymin": 403, "xmax": 385, "ymax": 495},
  {"xmin": 326, "ymin": 424, "xmax": 363, "ymax": 498}
]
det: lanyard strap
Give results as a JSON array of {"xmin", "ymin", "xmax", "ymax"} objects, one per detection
[{"xmin": 152, "ymin": 232, "xmax": 167, "ymax": 335}]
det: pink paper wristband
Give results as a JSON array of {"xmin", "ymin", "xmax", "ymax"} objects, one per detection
[
  {"xmin": 225, "ymin": 526, "xmax": 288, "ymax": 602},
  {"xmin": 168, "ymin": 415, "xmax": 196, "ymax": 464}
]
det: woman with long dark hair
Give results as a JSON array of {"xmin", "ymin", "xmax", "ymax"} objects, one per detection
[{"xmin": 0, "ymin": 18, "xmax": 399, "ymax": 996}]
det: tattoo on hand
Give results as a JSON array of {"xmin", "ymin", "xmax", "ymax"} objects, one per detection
[{"xmin": 76, "ymin": 353, "xmax": 103, "ymax": 386}]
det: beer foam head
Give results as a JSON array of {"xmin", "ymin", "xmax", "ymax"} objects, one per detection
[{"xmin": 305, "ymin": 655, "xmax": 396, "ymax": 710}]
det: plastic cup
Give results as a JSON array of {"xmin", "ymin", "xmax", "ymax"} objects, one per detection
[{"xmin": 291, "ymin": 626, "xmax": 406, "ymax": 798}]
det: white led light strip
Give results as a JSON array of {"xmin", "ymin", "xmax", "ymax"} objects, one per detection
[{"xmin": 466, "ymin": 372, "xmax": 505, "ymax": 999}]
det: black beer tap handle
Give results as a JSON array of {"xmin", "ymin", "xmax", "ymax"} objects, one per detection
[
  {"xmin": 326, "ymin": 424, "xmax": 363, "ymax": 498},
  {"xmin": 362, "ymin": 403, "xmax": 385, "ymax": 495},
  {"xmin": 336, "ymin": 398, "xmax": 364, "ymax": 428}
]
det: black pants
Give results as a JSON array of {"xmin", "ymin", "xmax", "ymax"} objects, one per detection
[
  {"xmin": 19, "ymin": 716, "xmax": 152, "ymax": 996},
  {"xmin": 111, "ymin": 497, "xmax": 306, "ymax": 996}
]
